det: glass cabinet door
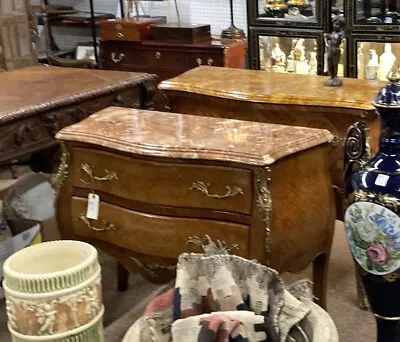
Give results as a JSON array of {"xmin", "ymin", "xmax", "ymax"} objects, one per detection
[
  {"xmin": 348, "ymin": 0, "xmax": 400, "ymax": 29},
  {"xmin": 252, "ymin": 0, "xmax": 323, "ymax": 27},
  {"xmin": 258, "ymin": 35, "xmax": 320, "ymax": 75},
  {"xmin": 354, "ymin": 40, "xmax": 400, "ymax": 80}
]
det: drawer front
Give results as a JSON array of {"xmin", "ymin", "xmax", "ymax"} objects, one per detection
[
  {"xmin": 101, "ymin": 41, "xmax": 224, "ymax": 70},
  {"xmin": 70, "ymin": 148, "xmax": 252, "ymax": 215},
  {"xmin": 71, "ymin": 197, "xmax": 249, "ymax": 258}
]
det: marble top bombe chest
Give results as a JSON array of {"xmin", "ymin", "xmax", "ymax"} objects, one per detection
[{"xmin": 55, "ymin": 107, "xmax": 335, "ymax": 308}]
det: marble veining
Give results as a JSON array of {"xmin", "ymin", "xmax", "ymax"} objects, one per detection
[
  {"xmin": 56, "ymin": 107, "xmax": 333, "ymax": 166},
  {"xmin": 158, "ymin": 66, "xmax": 385, "ymax": 110}
]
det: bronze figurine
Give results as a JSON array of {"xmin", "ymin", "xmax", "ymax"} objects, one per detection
[{"xmin": 324, "ymin": 15, "xmax": 345, "ymax": 87}]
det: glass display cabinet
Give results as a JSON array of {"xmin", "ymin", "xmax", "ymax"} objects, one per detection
[
  {"xmin": 349, "ymin": 34, "xmax": 400, "ymax": 79},
  {"xmin": 247, "ymin": 0, "xmax": 326, "ymax": 28},
  {"xmin": 347, "ymin": 0, "xmax": 400, "ymax": 31},
  {"xmin": 249, "ymin": 28, "xmax": 324, "ymax": 75}
]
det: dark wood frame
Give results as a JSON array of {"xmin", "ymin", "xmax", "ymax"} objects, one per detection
[
  {"xmin": 248, "ymin": 26, "xmax": 325, "ymax": 74},
  {"xmin": 345, "ymin": 0, "xmax": 400, "ymax": 32},
  {"xmin": 348, "ymin": 33, "xmax": 400, "ymax": 78},
  {"xmin": 247, "ymin": 0, "xmax": 327, "ymax": 29}
]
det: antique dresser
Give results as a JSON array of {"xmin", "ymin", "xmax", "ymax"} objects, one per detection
[
  {"xmin": 100, "ymin": 40, "xmax": 246, "ymax": 111},
  {"xmin": 0, "ymin": 65, "xmax": 156, "ymax": 170},
  {"xmin": 159, "ymin": 66, "xmax": 385, "ymax": 220},
  {"xmin": 55, "ymin": 106, "xmax": 335, "ymax": 308}
]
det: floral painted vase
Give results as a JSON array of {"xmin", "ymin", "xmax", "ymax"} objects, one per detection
[
  {"xmin": 344, "ymin": 69, "xmax": 400, "ymax": 342},
  {"xmin": 2, "ymin": 240, "xmax": 104, "ymax": 342}
]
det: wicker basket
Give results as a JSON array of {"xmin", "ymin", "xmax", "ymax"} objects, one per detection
[{"xmin": 0, "ymin": 0, "xmax": 37, "ymax": 71}]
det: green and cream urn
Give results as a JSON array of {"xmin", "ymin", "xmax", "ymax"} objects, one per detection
[{"xmin": 3, "ymin": 240, "xmax": 104, "ymax": 341}]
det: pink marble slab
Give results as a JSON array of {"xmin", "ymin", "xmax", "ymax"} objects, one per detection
[{"xmin": 56, "ymin": 106, "xmax": 333, "ymax": 166}]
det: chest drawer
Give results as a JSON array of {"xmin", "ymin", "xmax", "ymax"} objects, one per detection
[
  {"xmin": 101, "ymin": 41, "xmax": 224, "ymax": 70},
  {"xmin": 71, "ymin": 197, "xmax": 249, "ymax": 259},
  {"xmin": 70, "ymin": 148, "xmax": 252, "ymax": 215}
]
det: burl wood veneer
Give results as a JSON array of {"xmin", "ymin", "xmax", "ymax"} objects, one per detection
[
  {"xmin": 159, "ymin": 66, "xmax": 386, "ymax": 219},
  {"xmin": 56, "ymin": 107, "xmax": 335, "ymax": 309}
]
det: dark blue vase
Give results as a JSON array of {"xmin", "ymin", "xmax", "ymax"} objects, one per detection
[{"xmin": 344, "ymin": 71, "xmax": 400, "ymax": 342}]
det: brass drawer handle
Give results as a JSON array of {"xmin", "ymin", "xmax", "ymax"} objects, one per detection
[
  {"xmin": 196, "ymin": 58, "xmax": 202, "ymax": 66},
  {"xmin": 111, "ymin": 52, "xmax": 125, "ymax": 64},
  {"xmin": 79, "ymin": 215, "xmax": 115, "ymax": 232},
  {"xmin": 155, "ymin": 52, "xmax": 161, "ymax": 59},
  {"xmin": 189, "ymin": 181, "xmax": 243, "ymax": 199},
  {"xmin": 116, "ymin": 32, "xmax": 124, "ymax": 39},
  {"xmin": 187, "ymin": 234, "xmax": 239, "ymax": 255},
  {"xmin": 80, "ymin": 164, "xmax": 118, "ymax": 184},
  {"xmin": 207, "ymin": 58, "xmax": 214, "ymax": 66}
]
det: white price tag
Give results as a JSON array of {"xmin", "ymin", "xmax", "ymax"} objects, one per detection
[
  {"xmin": 86, "ymin": 193, "xmax": 100, "ymax": 220},
  {"xmin": 375, "ymin": 174, "xmax": 390, "ymax": 187}
]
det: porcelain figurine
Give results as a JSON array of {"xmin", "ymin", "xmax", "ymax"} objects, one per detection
[
  {"xmin": 344, "ymin": 65, "xmax": 400, "ymax": 342},
  {"xmin": 271, "ymin": 43, "xmax": 286, "ymax": 72},
  {"xmin": 366, "ymin": 49, "xmax": 380, "ymax": 80},
  {"xmin": 259, "ymin": 40, "xmax": 265, "ymax": 70},
  {"xmin": 358, "ymin": 43, "xmax": 365, "ymax": 79},
  {"xmin": 3, "ymin": 240, "xmax": 104, "ymax": 341},
  {"xmin": 309, "ymin": 51, "xmax": 318, "ymax": 75},
  {"xmin": 295, "ymin": 50, "xmax": 309, "ymax": 75},
  {"xmin": 286, "ymin": 50, "xmax": 296, "ymax": 72},
  {"xmin": 324, "ymin": 15, "xmax": 345, "ymax": 87},
  {"xmin": 379, "ymin": 43, "xmax": 396, "ymax": 81},
  {"xmin": 293, "ymin": 38, "xmax": 306, "ymax": 61}
]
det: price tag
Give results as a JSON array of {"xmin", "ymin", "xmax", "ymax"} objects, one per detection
[
  {"xmin": 375, "ymin": 174, "xmax": 390, "ymax": 187},
  {"xmin": 86, "ymin": 193, "xmax": 100, "ymax": 220}
]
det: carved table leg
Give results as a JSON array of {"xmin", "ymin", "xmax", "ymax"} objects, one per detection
[
  {"xmin": 355, "ymin": 263, "xmax": 370, "ymax": 310},
  {"xmin": 313, "ymin": 252, "xmax": 329, "ymax": 310},
  {"xmin": 117, "ymin": 261, "xmax": 129, "ymax": 292},
  {"xmin": 139, "ymin": 80, "xmax": 156, "ymax": 109}
]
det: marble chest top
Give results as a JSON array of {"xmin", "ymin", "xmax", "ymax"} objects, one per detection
[
  {"xmin": 159, "ymin": 66, "xmax": 385, "ymax": 111},
  {"xmin": 56, "ymin": 106, "xmax": 333, "ymax": 166}
]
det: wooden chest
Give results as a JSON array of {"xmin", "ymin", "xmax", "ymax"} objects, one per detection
[
  {"xmin": 100, "ymin": 18, "xmax": 165, "ymax": 42},
  {"xmin": 151, "ymin": 23, "xmax": 211, "ymax": 44},
  {"xmin": 100, "ymin": 39, "xmax": 246, "ymax": 111},
  {"xmin": 159, "ymin": 66, "xmax": 384, "ymax": 220},
  {"xmin": 55, "ymin": 106, "xmax": 335, "ymax": 308}
]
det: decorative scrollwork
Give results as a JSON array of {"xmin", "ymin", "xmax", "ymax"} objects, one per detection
[
  {"xmin": 189, "ymin": 181, "xmax": 243, "ymax": 199},
  {"xmin": 186, "ymin": 234, "xmax": 239, "ymax": 255},
  {"xmin": 51, "ymin": 143, "xmax": 69, "ymax": 196},
  {"xmin": 129, "ymin": 257, "xmax": 176, "ymax": 278},
  {"xmin": 344, "ymin": 120, "xmax": 371, "ymax": 181},
  {"xmin": 14, "ymin": 124, "xmax": 41, "ymax": 146},
  {"xmin": 80, "ymin": 164, "xmax": 118, "ymax": 184},
  {"xmin": 78, "ymin": 215, "xmax": 115, "ymax": 232},
  {"xmin": 350, "ymin": 189, "xmax": 400, "ymax": 211},
  {"xmin": 255, "ymin": 167, "xmax": 273, "ymax": 257},
  {"xmin": 41, "ymin": 113, "xmax": 58, "ymax": 136}
]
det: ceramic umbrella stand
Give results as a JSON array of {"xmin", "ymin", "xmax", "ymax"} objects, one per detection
[
  {"xmin": 344, "ymin": 69, "xmax": 400, "ymax": 342},
  {"xmin": 2, "ymin": 240, "xmax": 104, "ymax": 342}
]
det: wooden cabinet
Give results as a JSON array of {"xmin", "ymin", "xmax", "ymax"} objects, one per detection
[
  {"xmin": 100, "ymin": 39, "xmax": 246, "ymax": 111},
  {"xmin": 56, "ymin": 106, "xmax": 335, "ymax": 308},
  {"xmin": 159, "ymin": 66, "xmax": 384, "ymax": 220}
]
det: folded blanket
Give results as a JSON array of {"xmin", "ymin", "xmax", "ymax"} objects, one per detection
[{"xmin": 122, "ymin": 253, "xmax": 338, "ymax": 342}]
